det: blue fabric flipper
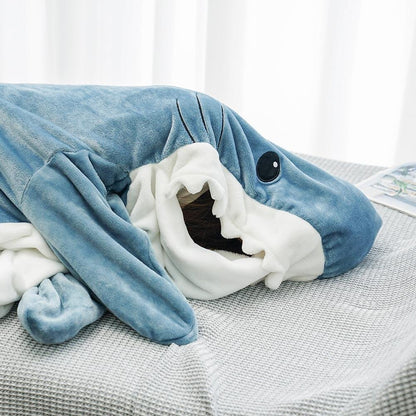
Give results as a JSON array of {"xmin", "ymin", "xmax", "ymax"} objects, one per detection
[
  {"xmin": 17, "ymin": 273, "xmax": 105, "ymax": 344},
  {"xmin": 19, "ymin": 150, "xmax": 197, "ymax": 345}
]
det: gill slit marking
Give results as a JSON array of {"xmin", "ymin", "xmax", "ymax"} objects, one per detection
[
  {"xmin": 196, "ymin": 93, "xmax": 208, "ymax": 134},
  {"xmin": 176, "ymin": 99, "xmax": 196, "ymax": 143},
  {"xmin": 217, "ymin": 105, "xmax": 225, "ymax": 149}
]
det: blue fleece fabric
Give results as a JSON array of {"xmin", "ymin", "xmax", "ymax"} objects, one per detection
[
  {"xmin": 0, "ymin": 84, "xmax": 382, "ymax": 345},
  {"xmin": 17, "ymin": 273, "xmax": 106, "ymax": 344}
]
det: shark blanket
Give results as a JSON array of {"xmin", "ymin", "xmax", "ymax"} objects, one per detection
[{"xmin": 0, "ymin": 84, "xmax": 382, "ymax": 345}]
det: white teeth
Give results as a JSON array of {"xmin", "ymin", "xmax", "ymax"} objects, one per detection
[
  {"xmin": 168, "ymin": 169, "xmax": 289, "ymax": 281},
  {"xmin": 168, "ymin": 178, "xmax": 207, "ymax": 197},
  {"xmin": 212, "ymin": 199, "xmax": 227, "ymax": 218},
  {"xmin": 171, "ymin": 172, "xmax": 289, "ymax": 280},
  {"xmin": 206, "ymin": 179, "xmax": 225, "ymax": 201},
  {"xmin": 219, "ymin": 219, "xmax": 241, "ymax": 240},
  {"xmin": 182, "ymin": 176, "xmax": 205, "ymax": 195},
  {"xmin": 169, "ymin": 176, "xmax": 226, "ymax": 206}
]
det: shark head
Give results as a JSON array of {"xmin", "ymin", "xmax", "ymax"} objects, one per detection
[{"xmin": 126, "ymin": 92, "xmax": 382, "ymax": 300}]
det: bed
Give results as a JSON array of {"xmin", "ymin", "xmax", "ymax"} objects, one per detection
[{"xmin": 0, "ymin": 155, "xmax": 415, "ymax": 416}]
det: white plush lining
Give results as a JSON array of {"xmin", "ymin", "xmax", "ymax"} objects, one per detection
[
  {"xmin": 0, "ymin": 223, "xmax": 67, "ymax": 316},
  {"xmin": 127, "ymin": 143, "xmax": 325, "ymax": 300}
]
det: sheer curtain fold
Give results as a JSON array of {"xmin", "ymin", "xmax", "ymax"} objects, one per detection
[
  {"xmin": 397, "ymin": 22, "xmax": 416, "ymax": 164},
  {"xmin": 0, "ymin": 0, "xmax": 415, "ymax": 166}
]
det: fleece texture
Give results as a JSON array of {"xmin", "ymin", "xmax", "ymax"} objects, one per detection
[{"xmin": 0, "ymin": 84, "xmax": 381, "ymax": 345}]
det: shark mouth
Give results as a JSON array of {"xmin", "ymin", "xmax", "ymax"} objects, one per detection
[
  {"xmin": 180, "ymin": 190, "xmax": 246, "ymax": 256},
  {"xmin": 126, "ymin": 143, "xmax": 325, "ymax": 300}
]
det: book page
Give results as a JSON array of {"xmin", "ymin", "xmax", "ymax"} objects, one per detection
[{"xmin": 356, "ymin": 163, "xmax": 416, "ymax": 217}]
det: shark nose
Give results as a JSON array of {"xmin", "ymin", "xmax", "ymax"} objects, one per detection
[{"xmin": 319, "ymin": 185, "xmax": 382, "ymax": 278}]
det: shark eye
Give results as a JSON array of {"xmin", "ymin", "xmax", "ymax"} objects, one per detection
[{"xmin": 256, "ymin": 151, "xmax": 280, "ymax": 182}]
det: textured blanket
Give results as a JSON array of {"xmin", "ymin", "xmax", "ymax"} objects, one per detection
[{"xmin": 0, "ymin": 156, "xmax": 414, "ymax": 416}]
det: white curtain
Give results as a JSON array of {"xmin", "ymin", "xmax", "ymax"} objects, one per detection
[{"xmin": 0, "ymin": 0, "xmax": 415, "ymax": 167}]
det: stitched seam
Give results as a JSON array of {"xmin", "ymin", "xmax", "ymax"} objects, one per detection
[
  {"xmin": 21, "ymin": 149, "xmax": 130, "ymax": 205},
  {"xmin": 20, "ymin": 148, "xmax": 71, "ymax": 205},
  {"xmin": 176, "ymin": 99, "xmax": 196, "ymax": 143},
  {"xmin": 76, "ymin": 149, "xmax": 130, "ymax": 191},
  {"xmin": 106, "ymin": 174, "xmax": 131, "ymax": 191}
]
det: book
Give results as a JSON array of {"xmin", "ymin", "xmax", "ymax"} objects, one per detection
[{"xmin": 357, "ymin": 163, "xmax": 416, "ymax": 217}]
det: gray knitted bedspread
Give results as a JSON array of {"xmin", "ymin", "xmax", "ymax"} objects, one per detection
[{"xmin": 1, "ymin": 156, "xmax": 415, "ymax": 416}]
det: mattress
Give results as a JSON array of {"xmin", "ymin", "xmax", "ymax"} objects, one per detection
[{"xmin": 0, "ymin": 155, "xmax": 415, "ymax": 416}]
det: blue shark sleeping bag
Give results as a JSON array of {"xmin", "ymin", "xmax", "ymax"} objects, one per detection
[{"xmin": 0, "ymin": 84, "xmax": 382, "ymax": 345}]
